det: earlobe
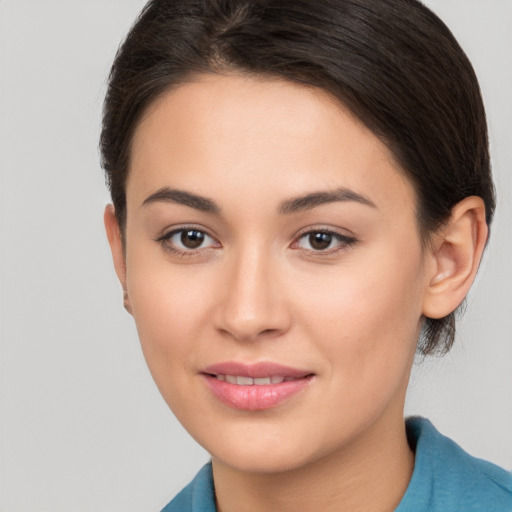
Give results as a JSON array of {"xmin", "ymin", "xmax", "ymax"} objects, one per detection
[
  {"xmin": 104, "ymin": 205, "xmax": 133, "ymax": 315},
  {"xmin": 422, "ymin": 196, "xmax": 488, "ymax": 319}
]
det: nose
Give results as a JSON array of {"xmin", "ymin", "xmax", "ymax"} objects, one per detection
[{"xmin": 213, "ymin": 246, "xmax": 292, "ymax": 342}]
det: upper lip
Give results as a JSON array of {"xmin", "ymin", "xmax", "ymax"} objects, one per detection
[{"xmin": 202, "ymin": 362, "xmax": 313, "ymax": 379}]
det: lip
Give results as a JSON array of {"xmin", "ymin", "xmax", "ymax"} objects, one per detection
[
  {"xmin": 203, "ymin": 361, "xmax": 312, "ymax": 379},
  {"xmin": 201, "ymin": 362, "xmax": 314, "ymax": 411}
]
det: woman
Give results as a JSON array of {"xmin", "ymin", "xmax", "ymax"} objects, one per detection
[{"xmin": 101, "ymin": 0, "xmax": 512, "ymax": 510}]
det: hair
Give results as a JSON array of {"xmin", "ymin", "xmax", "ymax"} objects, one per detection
[{"xmin": 100, "ymin": 0, "xmax": 495, "ymax": 355}]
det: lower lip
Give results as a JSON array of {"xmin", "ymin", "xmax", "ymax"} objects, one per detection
[{"xmin": 203, "ymin": 375, "xmax": 313, "ymax": 411}]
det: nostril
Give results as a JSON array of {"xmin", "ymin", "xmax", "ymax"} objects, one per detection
[{"xmin": 260, "ymin": 328, "xmax": 281, "ymax": 337}]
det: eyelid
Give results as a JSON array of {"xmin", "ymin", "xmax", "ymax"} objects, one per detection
[
  {"xmin": 291, "ymin": 226, "xmax": 358, "ymax": 253},
  {"xmin": 157, "ymin": 223, "xmax": 217, "ymax": 240},
  {"xmin": 156, "ymin": 225, "xmax": 221, "ymax": 255},
  {"xmin": 155, "ymin": 224, "xmax": 356, "ymax": 256}
]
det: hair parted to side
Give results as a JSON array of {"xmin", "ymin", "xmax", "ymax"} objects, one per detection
[{"xmin": 100, "ymin": 0, "xmax": 495, "ymax": 355}]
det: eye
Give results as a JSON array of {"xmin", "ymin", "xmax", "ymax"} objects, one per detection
[
  {"xmin": 294, "ymin": 230, "xmax": 356, "ymax": 252},
  {"xmin": 157, "ymin": 228, "xmax": 219, "ymax": 254}
]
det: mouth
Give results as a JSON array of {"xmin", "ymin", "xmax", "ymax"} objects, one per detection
[
  {"xmin": 210, "ymin": 374, "xmax": 302, "ymax": 385},
  {"xmin": 201, "ymin": 362, "xmax": 314, "ymax": 411}
]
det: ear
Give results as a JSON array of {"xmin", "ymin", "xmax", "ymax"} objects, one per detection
[
  {"xmin": 422, "ymin": 196, "xmax": 489, "ymax": 319},
  {"xmin": 104, "ymin": 205, "xmax": 133, "ymax": 314}
]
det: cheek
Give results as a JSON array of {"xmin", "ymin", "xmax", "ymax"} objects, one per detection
[
  {"xmin": 125, "ymin": 251, "xmax": 216, "ymax": 370},
  {"xmin": 285, "ymin": 248, "xmax": 425, "ymax": 446},
  {"xmin": 125, "ymin": 259, "xmax": 222, "ymax": 419},
  {"xmin": 296, "ymin": 243, "xmax": 425, "ymax": 377}
]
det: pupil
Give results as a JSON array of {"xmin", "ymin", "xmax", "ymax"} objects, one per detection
[
  {"xmin": 181, "ymin": 230, "xmax": 204, "ymax": 249},
  {"xmin": 310, "ymin": 232, "xmax": 332, "ymax": 250}
]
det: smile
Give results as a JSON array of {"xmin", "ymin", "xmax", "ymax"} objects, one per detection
[
  {"xmin": 202, "ymin": 362, "xmax": 314, "ymax": 410},
  {"xmin": 213, "ymin": 375, "xmax": 299, "ymax": 385}
]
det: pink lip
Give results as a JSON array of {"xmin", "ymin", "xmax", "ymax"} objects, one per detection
[
  {"xmin": 201, "ymin": 362, "xmax": 314, "ymax": 411},
  {"xmin": 203, "ymin": 362, "xmax": 311, "ymax": 379}
]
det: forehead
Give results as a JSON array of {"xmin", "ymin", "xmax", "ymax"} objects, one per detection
[{"xmin": 128, "ymin": 73, "xmax": 415, "ymax": 216}]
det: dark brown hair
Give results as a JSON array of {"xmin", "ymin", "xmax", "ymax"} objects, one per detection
[{"xmin": 100, "ymin": 0, "xmax": 495, "ymax": 355}]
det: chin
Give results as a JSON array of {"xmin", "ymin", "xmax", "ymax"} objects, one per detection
[
  {"xmin": 194, "ymin": 423, "xmax": 332, "ymax": 475},
  {"xmin": 212, "ymin": 445, "xmax": 312, "ymax": 475}
]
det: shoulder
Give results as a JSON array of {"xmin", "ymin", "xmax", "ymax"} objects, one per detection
[
  {"xmin": 160, "ymin": 421, "xmax": 512, "ymax": 512},
  {"xmin": 160, "ymin": 462, "xmax": 216, "ymax": 512},
  {"xmin": 397, "ymin": 417, "xmax": 512, "ymax": 512}
]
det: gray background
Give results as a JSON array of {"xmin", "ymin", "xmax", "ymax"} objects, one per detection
[{"xmin": 0, "ymin": 1, "xmax": 510, "ymax": 511}]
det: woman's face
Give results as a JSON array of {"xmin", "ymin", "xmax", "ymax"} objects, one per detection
[{"xmin": 117, "ymin": 74, "xmax": 432, "ymax": 473}]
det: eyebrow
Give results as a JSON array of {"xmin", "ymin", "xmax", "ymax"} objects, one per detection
[
  {"xmin": 279, "ymin": 187, "xmax": 377, "ymax": 214},
  {"xmin": 141, "ymin": 186, "xmax": 376, "ymax": 215},
  {"xmin": 141, "ymin": 187, "xmax": 220, "ymax": 214}
]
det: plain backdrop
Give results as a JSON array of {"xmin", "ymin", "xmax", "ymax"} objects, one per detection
[{"xmin": 0, "ymin": 1, "xmax": 511, "ymax": 511}]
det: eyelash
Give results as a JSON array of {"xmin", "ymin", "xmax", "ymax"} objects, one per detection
[
  {"xmin": 156, "ymin": 227, "xmax": 220, "ymax": 257},
  {"xmin": 156, "ymin": 227, "xmax": 357, "ymax": 257},
  {"xmin": 292, "ymin": 229, "xmax": 357, "ymax": 254}
]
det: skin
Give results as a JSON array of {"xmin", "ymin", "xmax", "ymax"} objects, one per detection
[{"xmin": 105, "ymin": 73, "xmax": 488, "ymax": 512}]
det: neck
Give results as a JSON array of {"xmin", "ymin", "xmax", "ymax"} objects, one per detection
[{"xmin": 212, "ymin": 412, "xmax": 414, "ymax": 512}]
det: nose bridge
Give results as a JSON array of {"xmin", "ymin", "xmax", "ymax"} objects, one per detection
[{"xmin": 215, "ymin": 240, "xmax": 289, "ymax": 341}]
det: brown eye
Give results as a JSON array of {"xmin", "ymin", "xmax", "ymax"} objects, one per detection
[
  {"xmin": 309, "ymin": 232, "xmax": 333, "ymax": 250},
  {"xmin": 158, "ymin": 228, "xmax": 219, "ymax": 254},
  {"xmin": 181, "ymin": 230, "xmax": 205, "ymax": 249},
  {"xmin": 294, "ymin": 230, "xmax": 357, "ymax": 253}
]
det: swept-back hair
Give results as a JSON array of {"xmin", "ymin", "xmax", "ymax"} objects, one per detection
[{"xmin": 100, "ymin": 0, "xmax": 495, "ymax": 354}]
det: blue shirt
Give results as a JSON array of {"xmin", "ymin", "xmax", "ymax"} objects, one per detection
[{"xmin": 161, "ymin": 417, "xmax": 512, "ymax": 511}]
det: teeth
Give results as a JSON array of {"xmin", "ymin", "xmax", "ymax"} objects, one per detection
[
  {"xmin": 236, "ymin": 376, "xmax": 254, "ymax": 386},
  {"xmin": 254, "ymin": 377, "xmax": 271, "ymax": 385},
  {"xmin": 216, "ymin": 375, "xmax": 291, "ymax": 385}
]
